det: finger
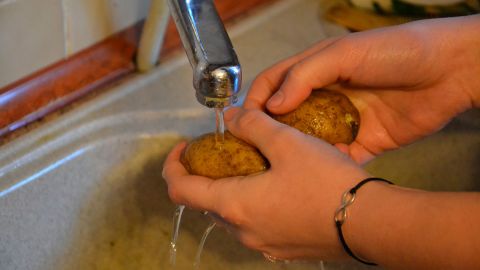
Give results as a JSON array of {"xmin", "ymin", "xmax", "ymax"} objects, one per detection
[
  {"xmin": 244, "ymin": 38, "xmax": 339, "ymax": 110},
  {"xmin": 162, "ymin": 141, "xmax": 188, "ymax": 178},
  {"xmin": 207, "ymin": 212, "xmax": 237, "ymax": 232},
  {"xmin": 334, "ymin": 142, "xmax": 374, "ymax": 165},
  {"xmin": 347, "ymin": 141, "xmax": 377, "ymax": 165},
  {"xmin": 334, "ymin": 143, "xmax": 350, "ymax": 156},
  {"xmin": 243, "ymin": 58, "xmax": 296, "ymax": 110},
  {"xmin": 224, "ymin": 107, "xmax": 292, "ymax": 161},
  {"xmin": 261, "ymin": 248, "xmax": 322, "ymax": 262},
  {"xmin": 267, "ymin": 42, "xmax": 350, "ymax": 114}
]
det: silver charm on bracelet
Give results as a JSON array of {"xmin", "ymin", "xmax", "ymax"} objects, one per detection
[{"xmin": 334, "ymin": 190, "xmax": 356, "ymax": 225}]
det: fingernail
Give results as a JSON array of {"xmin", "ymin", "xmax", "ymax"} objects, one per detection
[
  {"xmin": 267, "ymin": 91, "xmax": 284, "ymax": 107},
  {"xmin": 224, "ymin": 106, "xmax": 241, "ymax": 121}
]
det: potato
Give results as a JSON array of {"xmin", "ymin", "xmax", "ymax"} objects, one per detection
[
  {"xmin": 272, "ymin": 89, "xmax": 360, "ymax": 144},
  {"xmin": 181, "ymin": 89, "xmax": 359, "ymax": 179},
  {"xmin": 180, "ymin": 131, "xmax": 268, "ymax": 179}
]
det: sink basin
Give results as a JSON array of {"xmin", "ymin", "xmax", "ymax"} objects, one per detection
[
  {"xmin": 0, "ymin": 111, "xmax": 210, "ymax": 270},
  {"xmin": 1, "ymin": 0, "xmax": 478, "ymax": 269},
  {"xmin": 0, "ymin": 1, "xmax": 354, "ymax": 269},
  {"xmin": 0, "ymin": 109, "xmax": 371, "ymax": 270}
]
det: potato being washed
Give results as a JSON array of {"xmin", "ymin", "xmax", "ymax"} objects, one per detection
[
  {"xmin": 272, "ymin": 89, "xmax": 360, "ymax": 145},
  {"xmin": 180, "ymin": 131, "xmax": 269, "ymax": 179},
  {"xmin": 181, "ymin": 89, "xmax": 360, "ymax": 178}
]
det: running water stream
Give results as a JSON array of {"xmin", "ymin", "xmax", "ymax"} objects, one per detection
[
  {"xmin": 215, "ymin": 107, "xmax": 225, "ymax": 143},
  {"xmin": 191, "ymin": 108, "xmax": 224, "ymax": 268},
  {"xmin": 169, "ymin": 108, "xmax": 225, "ymax": 269},
  {"xmin": 169, "ymin": 205, "xmax": 185, "ymax": 266},
  {"xmin": 193, "ymin": 221, "xmax": 216, "ymax": 269}
]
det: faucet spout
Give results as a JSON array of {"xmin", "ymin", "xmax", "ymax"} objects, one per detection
[{"xmin": 167, "ymin": 0, "xmax": 242, "ymax": 108}]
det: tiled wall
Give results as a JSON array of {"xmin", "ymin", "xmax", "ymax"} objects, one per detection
[{"xmin": 0, "ymin": 0, "xmax": 150, "ymax": 88}]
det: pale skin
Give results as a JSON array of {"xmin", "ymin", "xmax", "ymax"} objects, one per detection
[{"xmin": 163, "ymin": 15, "xmax": 480, "ymax": 269}]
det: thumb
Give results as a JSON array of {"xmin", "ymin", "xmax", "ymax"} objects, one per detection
[
  {"xmin": 267, "ymin": 43, "xmax": 344, "ymax": 114},
  {"xmin": 162, "ymin": 142, "xmax": 240, "ymax": 212}
]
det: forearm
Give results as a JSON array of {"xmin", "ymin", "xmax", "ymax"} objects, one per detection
[{"xmin": 344, "ymin": 182, "xmax": 480, "ymax": 269}]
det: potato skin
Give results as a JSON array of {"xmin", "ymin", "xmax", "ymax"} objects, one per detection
[
  {"xmin": 180, "ymin": 131, "xmax": 268, "ymax": 179},
  {"xmin": 272, "ymin": 89, "xmax": 360, "ymax": 144}
]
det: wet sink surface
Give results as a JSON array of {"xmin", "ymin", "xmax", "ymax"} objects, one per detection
[{"xmin": 1, "ymin": 0, "xmax": 479, "ymax": 269}]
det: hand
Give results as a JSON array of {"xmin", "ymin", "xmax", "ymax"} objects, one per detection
[
  {"xmin": 163, "ymin": 107, "xmax": 371, "ymax": 260},
  {"xmin": 244, "ymin": 15, "xmax": 480, "ymax": 163}
]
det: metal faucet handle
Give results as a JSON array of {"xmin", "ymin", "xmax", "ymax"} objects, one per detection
[{"xmin": 168, "ymin": 0, "xmax": 242, "ymax": 108}]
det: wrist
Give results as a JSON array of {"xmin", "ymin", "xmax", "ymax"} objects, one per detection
[
  {"xmin": 317, "ymin": 171, "xmax": 372, "ymax": 261},
  {"xmin": 339, "ymin": 180, "xmax": 401, "ymax": 265}
]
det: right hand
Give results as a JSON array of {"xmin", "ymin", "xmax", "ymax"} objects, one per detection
[
  {"xmin": 244, "ymin": 15, "xmax": 480, "ymax": 163},
  {"xmin": 163, "ymin": 107, "xmax": 373, "ymax": 261}
]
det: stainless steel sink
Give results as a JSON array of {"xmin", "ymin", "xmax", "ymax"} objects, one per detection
[{"xmin": 1, "ymin": 0, "xmax": 478, "ymax": 269}]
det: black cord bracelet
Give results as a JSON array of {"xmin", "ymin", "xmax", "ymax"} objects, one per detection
[{"xmin": 334, "ymin": 177, "xmax": 394, "ymax": 266}]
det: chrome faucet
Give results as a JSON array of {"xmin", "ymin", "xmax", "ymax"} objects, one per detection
[{"xmin": 167, "ymin": 0, "xmax": 242, "ymax": 108}]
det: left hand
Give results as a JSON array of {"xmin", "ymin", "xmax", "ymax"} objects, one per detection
[
  {"xmin": 162, "ymin": 107, "xmax": 371, "ymax": 261},
  {"xmin": 243, "ymin": 16, "xmax": 480, "ymax": 164}
]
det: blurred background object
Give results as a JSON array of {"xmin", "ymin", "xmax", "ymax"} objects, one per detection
[
  {"xmin": 324, "ymin": 0, "xmax": 480, "ymax": 31},
  {"xmin": 0, "ymin": 0, "xmax": 276, "ymax": 143}
]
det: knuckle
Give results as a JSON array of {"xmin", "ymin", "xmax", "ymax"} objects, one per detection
[
  {"xmin": 217, "ymin": 200, "xmax": 247, "ymax": 227},
  {"xmin": 252, "ymin": 71, "xmax": 268, "ymax": 85},
  {"xmin": 236, "ymin": 110, "xmax": 262, "ymax": 130},
  {"xmin": 167, "ymin": 185, "xmax": 183, "ymax": 204},
  {"xmin": 268, "ymin": 250, "xmax": 291, "ymax": 261},
  {"xmin": 287, "ymin": 64, "xmax": 306, "ymax": 82},
  {"xmin": 161, "ymin": 165, "xmax": 171, "ymax": 179},
  {"xmin": 255, "ymin": 65, "xmax": 275, "ymax": 80},
  {"xmin": 336, "ymin": 35, "xmax": 354, "ymax": 51},
  {"xmin": 335, "ymin": 36, "xmax": 366, "ymax": 70},
  {"xmin": 238, "ymin": 233, "xmax": 263, "ymax": 251},
  {"xmin": 253, "ymin": 70, "xmax": 275, "ymax": 89},
  {"xmin": 268, "ymin": 126, "xmax": 292, "ymax": 148}
]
